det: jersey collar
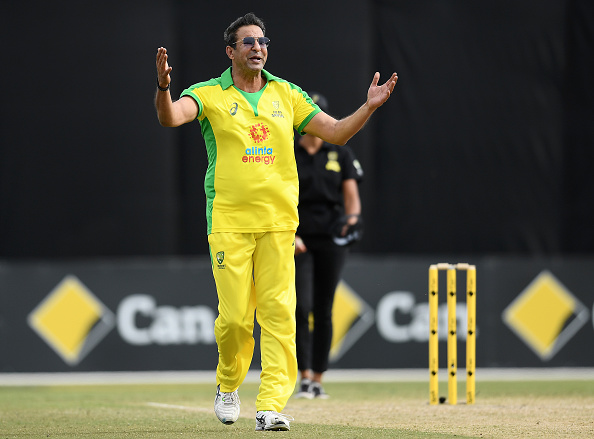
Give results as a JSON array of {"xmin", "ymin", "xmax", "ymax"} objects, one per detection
[{"xmin": 221, "ymin": 67, "xmax": 278, "ymax": 90}]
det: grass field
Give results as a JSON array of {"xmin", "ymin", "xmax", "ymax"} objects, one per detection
[{"xmin": 1, "ymin": 378, "xmax": 594, "ymax": 438}]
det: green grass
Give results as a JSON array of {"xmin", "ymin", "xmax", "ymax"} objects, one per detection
[{"xmin": 1, "ymin": 380, "xmax": 593, "ymax": 438}]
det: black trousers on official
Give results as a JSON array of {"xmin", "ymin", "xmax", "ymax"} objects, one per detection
[{"xmin": 295, "ymin": 235, "xmax": 349, "ymax": 374}]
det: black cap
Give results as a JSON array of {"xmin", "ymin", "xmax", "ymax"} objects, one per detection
[{"xmin": 309, "ymin": 92, "xmax": 329, "ymax": 112}]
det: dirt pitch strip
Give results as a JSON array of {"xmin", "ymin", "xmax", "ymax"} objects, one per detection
[{"xmin": 286, "ymin": 393, "xmax": 594, "ymax": 438}]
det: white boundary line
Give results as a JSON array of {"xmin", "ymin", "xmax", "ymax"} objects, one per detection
[
  {"xmin": 1, "ymin": 368, "xmax": 593, "ymax": 386},
  {"xmin": 145, "ymin": 401, "xmax": 254, "ymax": 419}
]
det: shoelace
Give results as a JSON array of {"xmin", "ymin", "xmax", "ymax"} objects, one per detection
[
  {"xmin": 271, "ymin": 412, "xmax": 294, "ymax": 423},
  {"xmin": 221, "ymin": 391, "xmax": 239, "ymax": 405}
]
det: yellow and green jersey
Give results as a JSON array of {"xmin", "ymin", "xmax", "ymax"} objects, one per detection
[{"xmin": 180, "ymin": 67, "xmax": 320, "ymax": 234}]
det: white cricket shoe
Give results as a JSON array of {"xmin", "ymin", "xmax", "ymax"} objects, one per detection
[
  {"xmin": 255, "ymin": 410, "xmax": 294, "ymax": 431},
  {"xmin": 214, "ymin": 385, "xmax": 240, "ymax": 425}
]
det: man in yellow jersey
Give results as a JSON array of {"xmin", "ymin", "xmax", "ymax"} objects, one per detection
[{"xmin": 155, "ymin": 12, "xmax": 397, "ymax": 432}]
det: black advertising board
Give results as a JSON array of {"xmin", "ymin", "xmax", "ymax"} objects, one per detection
[{"xmin": 1, "ymin": 256, "xmax": 593, "ymax": 372}]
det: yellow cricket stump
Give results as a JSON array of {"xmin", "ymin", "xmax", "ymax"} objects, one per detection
[
  {"xmin": 466, "ymin": 265, "xmax": 476, "ymax": 404},
  {"xmin": 428, "ymin": 266, "xmax": 439, "ymax": 405},
  {"xmin": 428, "ymin": 263, "xmax": 476, "ymax": 405},
  {"xmin": 447, "ymin": 266, "xmax": 457, "ymax": 405}
]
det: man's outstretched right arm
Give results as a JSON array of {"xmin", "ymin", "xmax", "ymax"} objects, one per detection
[{"xmin": 155, "ymin": 47, "xmax": 198, "ymax": 127}]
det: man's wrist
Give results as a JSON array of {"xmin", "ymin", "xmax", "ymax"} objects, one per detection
[
  {"xmin": 157, "ymin": 81, "xmax": 170, "ymax": 92},
  {"xmin": 363, "ymin": 101, "xmax": 376, "ymax": 113}
]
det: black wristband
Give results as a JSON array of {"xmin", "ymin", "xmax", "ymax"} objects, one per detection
[{"xmin": 157, "ymin": 81, "xmax": 170, "ymax": 92}]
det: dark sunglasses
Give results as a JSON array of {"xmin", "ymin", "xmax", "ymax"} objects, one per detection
[{"xmin": 231, "ymin": 36, "xmax": 270, "ymax": 49}]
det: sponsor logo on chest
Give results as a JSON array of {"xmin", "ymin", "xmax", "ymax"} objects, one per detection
[{"xmin": 243, "ymin": 122, "xmax": 276, "ymax": 165}]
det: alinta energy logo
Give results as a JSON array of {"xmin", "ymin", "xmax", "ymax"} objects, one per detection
[
  {"xmin": 502, "ymin": 270, "xmax": 590, "ymax": 361},
  {"xmin": 243, "ymin": 123, "xmax": 275, "ymax": 165},
  {"xmin": 328, "ymin": 280, "xmax": 375, "ymax": 362},
  {"xmin": 28, "ymin": 275, "xmax": 115, "ymax": 366}
]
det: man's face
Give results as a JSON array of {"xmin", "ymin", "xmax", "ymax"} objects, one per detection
[{"xmin": 228, "ymin": 25, "xmax": 267, "ymax": 74}]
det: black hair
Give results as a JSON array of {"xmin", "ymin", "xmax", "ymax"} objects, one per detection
[{"xmin": 224, "ymin": 12, "xmax": 266, "ymax": 47}]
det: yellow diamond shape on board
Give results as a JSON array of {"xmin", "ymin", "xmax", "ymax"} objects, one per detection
[
  {"xmin": 307, "ymin": 280, "xmax": 374, "ymax": 362},
  {"xmin": 502, "ymin": 270, "xmax": 589, "ymax": 360},
  {"xmin": 329, "ymin": 280, "xmax": 374, "ymax": 362},
  {"xmin": 28, "ymin": 275, "xmax": 115, "ymax": 365}
]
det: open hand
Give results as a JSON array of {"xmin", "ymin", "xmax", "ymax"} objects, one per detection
[
  {"xmin": 156, "ymin": 47, "xmax": 173, "ymax": 88},
  {"xmin": 367, "ymin": 72, "xmax": 398, "ymax": 110}
]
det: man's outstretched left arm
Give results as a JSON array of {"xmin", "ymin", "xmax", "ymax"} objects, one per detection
[{"xmin": 304, "ymin": 72, "xmax": 398, "ymax": 146}]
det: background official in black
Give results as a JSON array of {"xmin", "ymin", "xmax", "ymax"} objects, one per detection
[{"xmin": 293, "ymin": 93, "xmax": 364, "ymax": 399}]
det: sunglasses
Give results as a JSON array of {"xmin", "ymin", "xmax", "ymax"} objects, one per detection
[{"xmin": 231, "ymin": 36, "xmax": 270, "ymax": 49}]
